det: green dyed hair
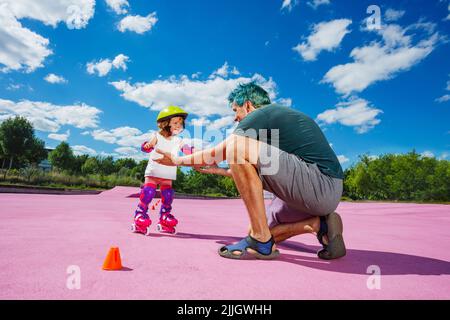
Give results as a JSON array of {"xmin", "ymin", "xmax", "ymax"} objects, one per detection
[{"xmin": 228, "ymin": 82, "xmax": 271, "ymax": 108}]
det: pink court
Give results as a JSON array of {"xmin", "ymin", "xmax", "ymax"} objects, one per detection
[{"xmin": 0, "ymin": 187, "xmax": 449, "ymax": 299}]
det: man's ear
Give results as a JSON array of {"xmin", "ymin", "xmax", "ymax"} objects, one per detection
[
  {"xmin": 245, "ymin": 101, "xmax": 255, "ymax": 112},
  {"xmin": 245, "ymin": 101, "xmax": 251, "ymax": 112}
]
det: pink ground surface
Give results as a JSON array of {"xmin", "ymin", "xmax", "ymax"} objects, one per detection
[{"xmin": 0, "ymin": 186, "xmax": 449, "ymax": 300}]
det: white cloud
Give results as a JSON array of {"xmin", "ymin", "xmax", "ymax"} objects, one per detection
[
  {"xmin": 86, "ymin": 54, "xmax": 129, "ymax": 77},
  {"xmin": 0, "ymin": 1, "xmax": 95, "ymax": 73},
  {"xmin": 421, "ymin": 150, "xmax": 435, "ymax": 158},
  {"xmin": 210, "ymin": 62, "xmax": 240, "ymax": 79},
  {"xmin": 72, "ymin": 145, "xmax": 97, "ymax": 156},
  {"xmin": 446, "ymin": 4, "xmax": 450, "ymax": 21},
  {"xmin": 0, "ymin": 5, "xmax": 52, "ymax": 73},
  {"xmin": 307, "ymin": 0, "xmax": 331, "ymax": 9},
  {"xmin": 435, "ymin": 74, "xmax": 450, "ymax": 103},
  {"xmin": 6, "ymin": 83, "xmax": 23, "ymax": 91},
  {"xmin": 323, "ymin": 23, "xmax": 440, "ymax": 95},
  {"xmin": 337, "ymin": 155, "xmax": 349, "ymax": 164},
  {"xmin": 109, "ymin": 66, "xmax": 277, "ymax": 118},
  {"xmin": 293, "ymin": 19, "xmax": 352, "ymax": 61},
  {"xmin": 0, "ymin": 98, "xmax": 102, "ymax": 133},
  {"xmin": 115, "ymin": 146, "xmax": 138, "ymax": 155},
  {"xmin": 90, "ymin": 126, "xmax": 153, "ymax": 147},
  {"xmin": 436, "ymin": 94, "xmax": 450, "ymax": 103},
  {"xmin": 385, "ymin": 8, "xmax": 405, "ymax": 22},
  {"xmin": 281, "ymin": 0, "xmax": 298, "ymax": 12},
  {"xmin": 190, "ymin": 116, "xmax": 236, "ymax": 131},
  {"xmin": 316, "ymin": 97, "xmax": 383, "ymax": 133},
  {"xmin": 112, "ymin": 53, "xmax": 129, "ymax": 70},
  {"xmin": 118, "ymin": 12, "xmax": 158, "ymax": 34},
  {"xmin": 44, "ymin": 73, "xmax": 68, "ymax": 84},
  {"xmin": 1, "ymin": 0, "xmax": 95, "ymax": 29},
  {"xmin": 48, "ymin": 130, "xmax": 70, "ymax": 141},
  {"xmin": 276, "ymin": 98, "xmax": 293, "ymax": 107},
  {"xmin": 190, "ymin": 117, "xmax": 210, "ymax": 127},
  {"xmin": 438, "ymin": 152, "xmax": 449, "ymax": 160},
  {"xmin": 105, "ymin": 0, "xmax": 129, "ymax": 15}
]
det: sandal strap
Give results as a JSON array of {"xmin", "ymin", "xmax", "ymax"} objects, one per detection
[
  {"xmin": 223, "ymin": 235, "xmax": 275, "ymax": 256},
  {"xmin": 317, "ymin": 216, "xmax": 328, "ymax": 247},
  {"xmin": 245, "ymin": 235, "xmax": 275, "ymax": 256},
  {"xmin": 224, "ymin": 237, "xmax": 250, "ymax": 253}
]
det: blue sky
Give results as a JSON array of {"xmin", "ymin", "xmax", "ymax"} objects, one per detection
[{"xmin": 0, "ymin": 0, "xmax": 449, "ymax": 169}]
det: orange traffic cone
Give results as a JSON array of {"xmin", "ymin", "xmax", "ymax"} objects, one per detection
[{"xmin": 102, "ymin": 247, "xmax": 123, "ymax": 270}]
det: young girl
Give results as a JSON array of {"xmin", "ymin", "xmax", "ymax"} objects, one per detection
[{"xmin": 131, "ymin": 106, "xmax": 194, "ymax": 235}]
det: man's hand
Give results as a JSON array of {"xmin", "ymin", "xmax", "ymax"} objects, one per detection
[
  {"xmin": 153, "ymin": 149, "xmax": 181, "ymax": 166},
  {"xmin": 194, "ymin": 166, "xmax": 232, "ymax": 177}
]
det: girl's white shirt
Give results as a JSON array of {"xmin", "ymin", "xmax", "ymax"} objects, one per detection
[{"xmin": 144, "ymin": 132, "xmax": 182, "ymax": 180}]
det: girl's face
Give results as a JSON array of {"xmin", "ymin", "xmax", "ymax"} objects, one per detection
[{"xmin": 169, "ymin": 116, "xmax": 184, "ymax": 135}]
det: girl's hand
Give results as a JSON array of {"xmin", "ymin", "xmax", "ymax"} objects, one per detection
[{"xmin": 141, "ymin": 135, "xmax": 157, "ymax": 153}]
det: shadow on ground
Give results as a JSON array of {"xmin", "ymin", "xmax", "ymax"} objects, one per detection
[{"xmin": 146, "ymin": 231, "xmax": 450, "ymax": 276}]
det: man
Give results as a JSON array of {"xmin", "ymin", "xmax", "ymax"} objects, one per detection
[{"xmin": 155, "ymin": 82, "xmax": 346, "ymax": 260}]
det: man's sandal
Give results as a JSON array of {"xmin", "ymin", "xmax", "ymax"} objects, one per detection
[
  {"xmin": 317, "ymin": 212, "xmax": 346, "ymax": 260},
  {"xmin": 218, "ymin": 235, "xmax": 280, "ymax": 260}
]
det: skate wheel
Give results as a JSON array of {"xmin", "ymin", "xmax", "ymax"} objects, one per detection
[
  {"xmin": 145, "ymin": 227, "xmax": 152, "ymax": 236},
  {"xmin": 131, "ymin": 224, "xmax": 137, "ymax": 232},
  {"xmin": 156, "ymin": 224, "xmax": 162, "ymax": 232}
]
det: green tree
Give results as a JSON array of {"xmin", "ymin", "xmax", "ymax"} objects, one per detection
[
  {"xmin": 173, "ymin": 167, "xmax": 186, "ymax": 192},
  {"xmin": 48, "ymin": 142, "xmax": 74, "ymax": 171},
  {"xmin": 218, "ymin": 175, "xmax": 238, "ymax": 197},
  {"xmin": 81, "ymin": 157, "xmax": 100, "ymax": 175},
  {"xmin": 130, "ymin": 160, "xmax": 148, "ymax": 181},
  {"xmin": 98, "ymin": 156, "xmax": 115, "ymax": 175},
  {"xmin": 115, "ymin": 158, "xmax": 137, "ymax": 172},
  {"xmin": 24, "ymin": 137, "xmax": 47, "ymax": 165},
  {"xmin": 344, "ymin": 150, "xmax": 450, "ymax": 202},
  {"xmin": 71, "ymin": 154, "xmax": 89, "ymax": 174},
  {"xmin": 0, "ymin": 116, "xmax": 35, "ymax": 169}
]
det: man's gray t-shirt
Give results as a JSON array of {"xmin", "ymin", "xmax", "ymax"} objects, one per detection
[{"xmin": 233, "ymin": 103, "xmax": 344, "ymax": 179}]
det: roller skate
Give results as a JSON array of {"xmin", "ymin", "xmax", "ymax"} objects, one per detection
[
  {"xmin": 156, "ymin": 212, "xmax": 178, "ymax": 234},
  {"xmin": 131, "ymin": 212, "xmax": 152, "ymax": 236}
]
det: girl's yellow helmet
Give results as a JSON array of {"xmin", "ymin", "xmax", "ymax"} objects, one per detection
[{"xmin": 156, "ymin": 106, "xmax": 188, "ymax": 122}]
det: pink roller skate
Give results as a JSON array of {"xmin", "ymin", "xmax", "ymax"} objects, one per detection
[
  {"xmin": 157, "ymin": 186, "xmax": 177, "ymax": 234},
  {"xmin": 156, "ymin": 212, "xmax": 178, "ymax": 234},
  {"xmin": 131, "ymin": 213, "xmax": 152, "ymax": 236},
  {"xmin": 131, "ymin": 183, "xmax": 156, "ymax": 236}
]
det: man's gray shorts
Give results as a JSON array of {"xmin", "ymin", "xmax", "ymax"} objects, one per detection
[{"xmin": 257, "ymin": 144, "xmax": 343, "ymax": 228}]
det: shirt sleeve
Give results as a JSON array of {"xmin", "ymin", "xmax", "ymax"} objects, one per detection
[{"xmin": 233, "ymin": 108, "xmax": 269, "ymax": 141}]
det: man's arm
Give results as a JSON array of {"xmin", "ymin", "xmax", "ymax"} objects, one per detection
[{"xmin": 155, "ymin": 135, "xmax": 230, "ymax": 167}]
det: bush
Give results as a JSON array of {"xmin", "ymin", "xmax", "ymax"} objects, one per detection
[{"xmin": 344, "ymin": 151, "xmax": 450, "ymax": 202}]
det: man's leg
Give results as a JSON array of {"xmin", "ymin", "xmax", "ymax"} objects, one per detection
[
  {"xmin": 270, "ymin": 217, "xmax": 320, "ymax": 243},
  {"xmin": 264, "ymin": 197, "xmax": 331, "ymax": 245},
  {"xmin": 226, "ymin": 135, "xmax": 274, "ymax": 254}
]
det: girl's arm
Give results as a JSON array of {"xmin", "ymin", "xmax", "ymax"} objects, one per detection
[{"xmin": 141, "ymin": 134, "xmax": 158, "ymax": 153}]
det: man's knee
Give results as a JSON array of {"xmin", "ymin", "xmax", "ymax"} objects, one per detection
[{"xmin": 226, "ymin": 135, "xmax": 259, "ymax": 165}]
